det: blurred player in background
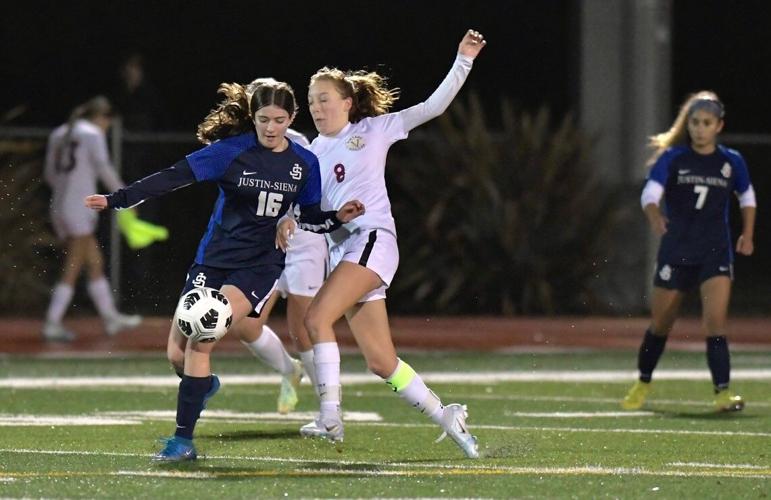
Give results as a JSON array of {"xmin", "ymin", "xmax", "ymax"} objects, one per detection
[
  {"xmin": 86, "ymin": 78, "xmax": 363, "ymax": 462},
  {"xmin": 622, "ymin": 91, "xmax": 756, "ymax": 412},
  {"xmin": 42, "ymin": 96, "xmax": 142, "ymax": 342},
  {"xmin": 277, "ymin": 29, "xmax": 486, "ymax": 458}
]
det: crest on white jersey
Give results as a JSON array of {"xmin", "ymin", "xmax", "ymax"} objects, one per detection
[
  {"xmin": 720, "ymin": 162, "xmax": 731, "ymax": 178},
  {"xmin": 345, "ymin": 135, "xmax": 366, "ymax": 151},
  {"xmin": 290, "ymin": 163, "xmax": 302, "ymax": 180},
  {"xmin": 658, "ymin": 264, "xmax": 672, "ymax": 281}
]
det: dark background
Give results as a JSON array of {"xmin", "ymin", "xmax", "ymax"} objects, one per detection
[
  {"xmin": 3, "ymin": 1, "xmax": 770, "ymax": 132},
  {"xmin": 2, "ymin": 0, "xmax": 769, "ymax": 315}
]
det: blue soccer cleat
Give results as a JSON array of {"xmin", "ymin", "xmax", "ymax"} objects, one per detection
[
  {"xmin": 152, "ymin": 436, "xmax": 197, "ymax": 462},
  {"xmin": 202, "ymin": 374, "xmax": 220, "ymax": 410}
]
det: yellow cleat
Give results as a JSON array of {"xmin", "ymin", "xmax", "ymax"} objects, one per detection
[
  {"xmin": 714, "ymin": 390, "xmax": 745, "ymax": 412},
  {"xmin": 621, "ymin": 380, "xmax": 651, "ymax": 410},
  {"xmin": 277, "ymin": 358, "xmax": 303, "ymax": 414}
]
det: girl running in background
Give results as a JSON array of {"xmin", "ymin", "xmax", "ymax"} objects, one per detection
[
  {"xmin": 43, "ymin": 96, "xmax": 142, "ymax": 342},
  {"xmin": 86, "ymin": 79, "xmax": 363, "ymax": 461},
  {"xmin": 278, "ymin": 29, "xmax": 486, "ymax": 458},
  {"xmin": 621, "ymin": 91, "xmax": 756, "ymax": 412}
]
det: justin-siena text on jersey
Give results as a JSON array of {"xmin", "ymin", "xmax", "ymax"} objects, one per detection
[{"xmin": 237, "ymin": 178, "xmax": 299, "ymax": 192}]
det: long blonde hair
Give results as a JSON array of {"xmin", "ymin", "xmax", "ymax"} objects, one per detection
[
  {"xmin": 310, "ymin": 67, "xmax": 400, "ymax": 123},
  {"xmin": 647, "ymin": 90, "xmax": 724, "ymax": 165}
]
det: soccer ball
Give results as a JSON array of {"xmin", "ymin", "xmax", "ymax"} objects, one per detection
[{"xmin": 174, "ymin": 287, "xmax": 233, "ymax": 343}]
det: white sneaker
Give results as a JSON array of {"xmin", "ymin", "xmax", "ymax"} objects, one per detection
[
  {"xmin": 435, "ymin": 403, "xmax": 479, "ymax": 458},
  {"xmin": 277, "ymin": 358, "xmax": 303, "ymax": 414},
  {"xmin": 301, "ymin": 411, "xmax": 344, "ymax": 448},
  {"xmin": 105, "ymin": 313, "xmax": 142, "ymax": 336},
  {"xmin": 42, "ymin": 321, "xmax": 76, "ymax": 342}
]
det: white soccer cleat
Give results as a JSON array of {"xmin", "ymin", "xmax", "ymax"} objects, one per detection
[
  {"xmin": 41, "ymin": 321, "xmax": 76, "ymax": 342},
  {"xmin": 105, "ymin": 313, "xmax": 142, "ymax": 336},
  {"xmin": 278, "ymin": 358, "xmax": 303, "ymax": 414},
  {"xmin": 435, "ymin": 403, "xmax": 479, "ymax": 458},
  {"xmin": 302, "ymin": 411, "xmax": 344, "ymax": 449}
]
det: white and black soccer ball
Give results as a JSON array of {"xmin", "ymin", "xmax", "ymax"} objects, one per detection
[{"xmin": 174, "ymin": 287, "xmax": 233, "ymax": 343}]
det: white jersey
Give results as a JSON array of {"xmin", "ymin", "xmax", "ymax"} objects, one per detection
[
  {"xmin": 44, "ymin": 119, "xmax": 123, "ymax": 216},
  {"xmin": 309, "ymin": 54, "xmax": 474, "ymax": 238},
  {"xmin": 44, "ymin": 119, "xmax": 124, "ymax": 238}
]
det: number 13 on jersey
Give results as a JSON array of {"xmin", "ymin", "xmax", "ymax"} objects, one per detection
[{"xmin": 255, "ymin": 191, "xmax": 283, "ymax": 216}]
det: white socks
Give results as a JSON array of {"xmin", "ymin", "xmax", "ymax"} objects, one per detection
[
  {"xmin": 299, "ymin": 349, "xmax": 318, "ymax": 394},
  {"xmin": 386, "ymin": 359, "xmax": 444, "ymax": 424},
  {"xmin": 241, "ymin": 325, "xmax": 295, "ymax": 375},
  {"xmin": 314, "ymin": 342, "xmax": 341, "ymax": 416},
  {"xmin": 87, "ymin": 277, "xmax": 119, "ymax": 319},
  {"xmin": 46, "ymin": 283, "xmax": 74, "ymax": 324}
]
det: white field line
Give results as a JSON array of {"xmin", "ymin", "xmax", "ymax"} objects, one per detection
[
  {"xmin": 0, "ymin": 416, "xmax": 139, "ymax": 426},
  {"xmin": 4, "ymin": 369, "xmax": 771, "ymax": 388},
  {"xmin": 0, "ymin": 410, "xmax": 380, "ymax": 427},
  {"xmin": 503, "ymin": 411, "xmax": 656, "ymax": 418},
  {"xmin": 0, "ymin": 449, "xmax": 769, "ymax": 480},
  {"xmin": 668, "ymin": 462, "xmax": 768, "ymax": 470},
  {"xmin": 1, "ymin": 411, "xmax": 771, "ymax": 439}
]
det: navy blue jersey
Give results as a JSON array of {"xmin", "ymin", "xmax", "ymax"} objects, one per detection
[
  {"xmin": 106, "ymin": 133, "xmax": 341, "ymax": 269},
  {"xmin": 647, "ymin": 144, "xmax": 752, "ymax": 265}
]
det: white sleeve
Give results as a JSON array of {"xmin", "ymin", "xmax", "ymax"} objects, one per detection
[
  {"xmin": 640, "ymin": 179, "xmax": 664, "ymax": 208},
  {"xmin": 737, "ymin": 184, "xmax": 757, "ymax": 208},
  {"xmin": 88, "ymin": 132, "xmax": 124, "ymax": 192},
  {"xmin": 398, "ymin": 53, "xmax": 474, "ymax": 133}
]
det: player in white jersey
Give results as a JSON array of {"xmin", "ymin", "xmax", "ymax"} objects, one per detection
[
  {"xmin": 280, "ymin": 29, "xmax": 486, "ymax": 458},
  {"xmin": 42, "ymin": 96, "xmax": 142, "ymax": 341},
  {"xmin": 231, "ymin": 79, "xmax": 329, "ymax": 413}
]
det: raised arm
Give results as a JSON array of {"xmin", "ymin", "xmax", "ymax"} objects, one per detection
[{"xmin": 399, "ymin": 29, "xmax": 486, "ymax": 132}]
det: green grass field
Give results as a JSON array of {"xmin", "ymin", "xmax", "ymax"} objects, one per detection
[{"xmin": 1, "ymin": 351, "xmax": 770, "ymax": 498}]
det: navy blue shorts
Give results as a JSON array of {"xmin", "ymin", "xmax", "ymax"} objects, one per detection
[
  {"xmin": 181, "ymin": 263, "xmax": 283, "ymax": 318},
  {"xmin": 653, "ymin": 253, "xmax": 733, "ymax": 292}
]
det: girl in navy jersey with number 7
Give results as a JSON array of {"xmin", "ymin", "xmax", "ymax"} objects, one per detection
[
  {"xmin": 85, "ymin": 79, "xmax": 363, "ymax": 462},
  {"xmin": 621, "ymin": 91, "xmax": 756, "ymax": 412}
]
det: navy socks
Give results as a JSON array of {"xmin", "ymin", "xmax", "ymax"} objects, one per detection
[
  {"xmin": 174, "ymin": 375, "xmax": 212, "ymax": 440},
  {"xmin": 706, "ymin": 335, "xmax": 730, "ymax": 392},
  {"xmin": 638, "ymin": 329, "xmax": 668, "ymax": 383}
]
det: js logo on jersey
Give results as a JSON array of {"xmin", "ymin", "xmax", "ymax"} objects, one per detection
[
  {"xmin": 192, "ymin": 272, "xmax": 207, "ymax": 287},
  {"xmin": 658, "ymin": 265, "xmax": 672, "ymax": 282},
  {"xmin": 345, "ymin": 135, "xmax": 365, "ymax": 151},
  {"xmin": 290, "ymin": 163, "xmax": 302, "ymax": 180},
  {"xmin": 721, "ymin": 162, "xmax": 731, "ymax": 178}
]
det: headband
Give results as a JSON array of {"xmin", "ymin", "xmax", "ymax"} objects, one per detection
[{"xmin": 687, "ymin": 98, "xmax": 725, "ymax": 119}]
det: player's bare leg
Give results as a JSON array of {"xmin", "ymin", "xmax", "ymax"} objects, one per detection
[{"xmin": 42, "ymin": 235, "xmax": 88, "ymax": 341}]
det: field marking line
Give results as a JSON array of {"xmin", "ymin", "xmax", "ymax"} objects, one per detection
[
  {"xmin": 1, "ymin": 463, "xmax": 770, "ymax": 480},
  {"xmin": 4, "ymin": 369, "xmax": 771, "ymax": 388},
  {"xmin": 503, "ymin": 411, "xmax": 656, "ymax": 418}
]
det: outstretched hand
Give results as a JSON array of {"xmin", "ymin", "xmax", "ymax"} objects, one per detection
[
  {"xmin": 85, "ymin": 194, "xmax": 108, "ymax": 211},
  {"xmin": 337, "ymin": 200, "xmax": 365, "ymax": 223},
  {"xmin": 458, "ymin": 29, "xmax": 486, "ymax": 59}
]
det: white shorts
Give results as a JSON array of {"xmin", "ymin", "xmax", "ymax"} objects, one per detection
[
  {"xmin": 276, "ymin": 229, "xmax": 328, "ymax": 297},
  {"xmin": 50, "ymin": 206, "xmax": 97, "ymax": 240},
  {"xmin": 328, "ymin": 228, "xmax": 399, "ymax": 302}
]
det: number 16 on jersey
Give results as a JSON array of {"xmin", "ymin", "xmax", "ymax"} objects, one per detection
[{"xmin": 256, "ymin": 191, "xmax": 283, "ymax": 216}]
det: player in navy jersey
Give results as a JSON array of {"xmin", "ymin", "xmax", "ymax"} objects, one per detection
[
  {"xmin": 274, "ymin": 30, "xmax": 486, "ymax": 458},
  {"xmin": 621, "ymin": 91, "xmax": 756, "ymax": 412},
  {"xmin": 85, "ymin": 79, "xmax": 363, "ymax": 462}
]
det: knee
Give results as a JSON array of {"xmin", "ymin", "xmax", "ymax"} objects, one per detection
[
  {"xmin": 366, "ymin": 357, "xmax": 397, "ymax": 379},
  {"xmin": 304, "ymin": 307, "xmax": 324, "ymax": 338}
]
